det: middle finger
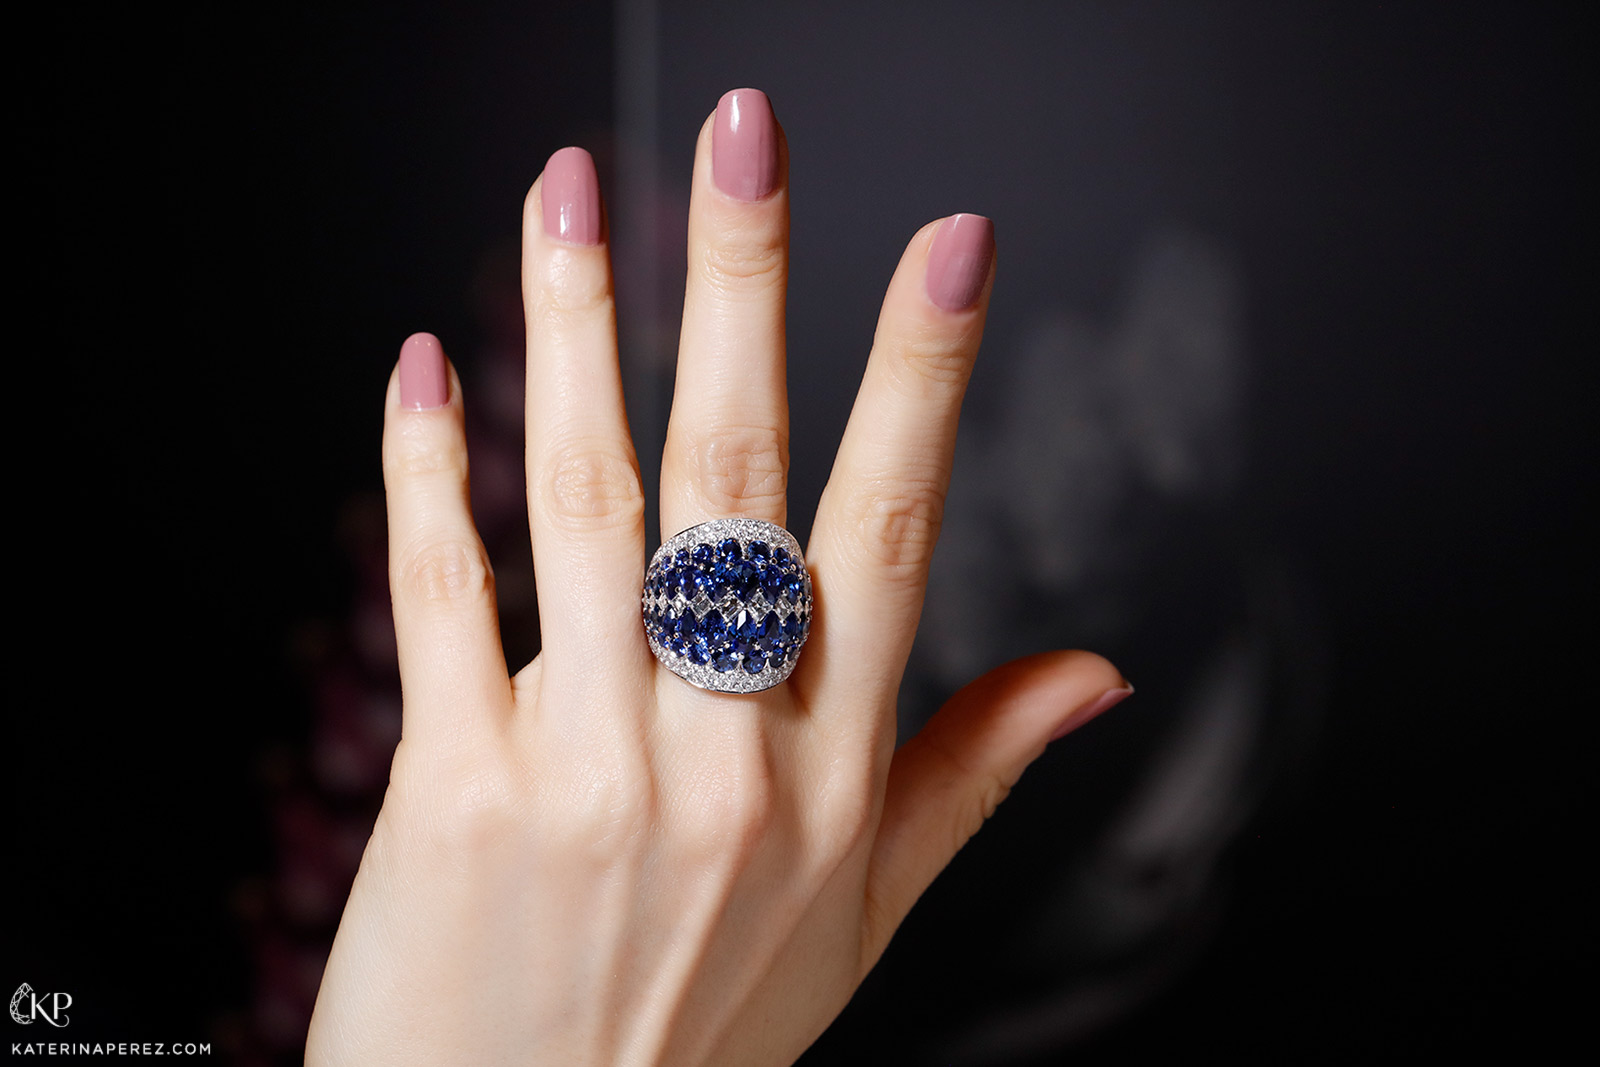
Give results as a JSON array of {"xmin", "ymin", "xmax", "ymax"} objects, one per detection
[{"xmin": 660, "ymin": 88, "xmax": 791, "ymax": 537}]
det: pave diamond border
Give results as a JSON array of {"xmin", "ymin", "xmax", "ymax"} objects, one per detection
[{"xmin": 643, "ymin": 518, "xmax": 813, "ymax": 694}]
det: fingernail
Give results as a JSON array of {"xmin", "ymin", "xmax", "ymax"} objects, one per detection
[
  {"xmin": 925, "ymin": 214, "xmax": 995, "ymax": 312},
  {"xmin": 712, "ymin": 88, "xmax": 779, "ymax": 201},
  {"xmin": 541, "ymin": 146, "xmax": 603, "ymax": 245},
  {"xmin": 398, "ymin": 332, "xmax": 449, "ymax": 410},
  {"xmin": 1049, "ymin": 685, "xmax": 1134, "ymax": 742}
]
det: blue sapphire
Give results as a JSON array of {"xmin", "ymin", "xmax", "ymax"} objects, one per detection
[
  {"xmin": 782, "ymin": 572, "xmax": 806, "ymax": 601},
  {"xmin": 697, "ymin": 608, "xmax": 729, "ymax": 645},
  {"xmin": 742, "ymin": 650, "xmax": 767, "ymax": 674},
  {"xmin": 672, "ymin": 607, "xmax": 694, "ymax": 636},
  {"xmin": 781, "ymin": 613, "xmax": 804, "ymax": 640},
  {"xmin": 708, "ymin": 557, "xmax": 751, "ymax": 601},
  {"xmin": 691, "ymin": 542, "xmax": 714, "ymax": 566},
  {"xmin": 754, "ymin": 612, "xmax": 779, "ymax": 651},
  {"xmin": 772, "ymin": 547, "xmax": 791, "ymax": 568},
  {"xmin": 717, "ymin": 538, "xmax": 743, "ymax": 561},
  {"xmin": 697, "ymin": 608, "xmax": 737, "ymax": 670},
  {"xmin": 732, "ymin": 559, "xmax": 760, "ymax": 598},
  {"xmin": 701, "ymin": 565, "xmax": 728, "ymax": 603},
  {"xmin": 731, "ymin": 607, "xmax": 769, "ymax": 654},
  {"xmin": 738, "ymin": 609, "xmax": 772, "ymax": 647},
  {"xmin": 759, "ymin": 559, "xmax": 785, "ymax": 600},
  {"xmin": 673, "ymin": 566, "xmax": 700, "ymax": 599},
  {"xmin": 747, "ymin": 540, "xmax": 770, "ymax": 561}
]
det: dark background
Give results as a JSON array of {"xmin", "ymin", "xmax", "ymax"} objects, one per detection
[{"xmin": 13, "ymin": 2, "xmax": 1590, "ymax": 1062}]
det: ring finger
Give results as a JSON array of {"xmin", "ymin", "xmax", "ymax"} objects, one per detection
[
  {"xmin": 659, "ymin": 88, "xmax": 791, "ymax": 536},
  {"xmin": 522, "ymin": 147, "xmax": 651, "ymax": 708}
]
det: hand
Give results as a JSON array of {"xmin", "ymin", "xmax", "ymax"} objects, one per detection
[{"xmin": 306, "ymin": 88, "xmax": 1130, "ymax": 1066}]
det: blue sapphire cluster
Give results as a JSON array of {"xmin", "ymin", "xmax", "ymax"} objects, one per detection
[{"xmin": 643, "ymin": 520, "xmax": 812, "ymax": 692}]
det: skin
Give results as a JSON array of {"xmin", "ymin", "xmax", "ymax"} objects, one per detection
[{"xmin": 306, "ymin": 99, "xmax": 1127, "ymax": 1066}]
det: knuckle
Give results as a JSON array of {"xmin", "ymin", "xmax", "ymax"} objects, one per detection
[
  {"xmin": 947, "ymin": 774, "xmax": 1012, "ymax": 862},
  {"xmin": 545, "ymin": 759, "xmax": 657, "ymax": 861},
  {"xmin": 923, "ymin": 735, "xmax": 1013, "ymax": 861},
  {"xmin": 697, "ymin": 234, "xmax": 786, "ymax": 295},
  {"xmin": 387, "ymin": 419, "xmax": 468, "ymax": 480},
  {"xmin": 972, "ymin": 770, "xmax": 1013, "ymax": 827},
  {"xmin": 538, "ymin": 443, "xmax": 646, "ymax": 533},
  {"xmin": 530, "ymin": 256, "xmax": 615, "ymax": 328},
  {"xmin": 841, "ymin": 477, "xmax": 947, "ymax": 581},
  {"xmin": 394, "ymin": 537, "xmax": 494, "ymax": 605},
  {"xmin": 815, "ymin": 779, "xmax": 877, "ymax": 865},
  {"xmin": 885, "ymin": 328, "xmax": 977, "ymax": 391},
  {"xmin": 673, "ymin": 761, "xmax": 775, "ymax": 869},
  {"xmin": 433, "ymin": 784, "xmax": 519, "ymax": 859},
  {"xmin": 680, "ymin": 423, "xmax": 788, "ymax": 514},
  {"xmin": 392, "ymin": 746, "xmax": 524, "ymax": 862}
]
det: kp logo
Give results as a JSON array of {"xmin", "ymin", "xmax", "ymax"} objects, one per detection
[{"xmin": 10, "ymin": 983, "xmax": 72, "ymax": 1027}]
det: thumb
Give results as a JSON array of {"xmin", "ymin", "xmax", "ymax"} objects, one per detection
[{"xmin": 859, "ymin": 650, "xmax": 1131, "ymax": 969}]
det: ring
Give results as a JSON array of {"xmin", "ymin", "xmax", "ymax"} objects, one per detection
[{"xmin": 642, "ymin": 518, "xmax": 813, "ymax": 693}]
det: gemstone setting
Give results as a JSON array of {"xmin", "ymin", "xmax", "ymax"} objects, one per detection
[{"xmin": 642, "ymin": 518, "xmax": 813, "ymax": 693}]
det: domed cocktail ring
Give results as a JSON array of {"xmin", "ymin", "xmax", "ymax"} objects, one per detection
[{"xmin": 642, "ymin": 518, "xmax": 813, "ymax": 693}]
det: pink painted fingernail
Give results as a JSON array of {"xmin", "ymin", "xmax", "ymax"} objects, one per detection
[
  {"xmin": 541, "ymin": 146, "xmax": 603, "ymax": 245},
  {"xmin": 712, "ymin": 88, "xmax": 779, "ymax": 201},
  {"xmin": 398, "ymin": 332, "xmax": 448, "ymax": 410},
  {"xmin": 1049, "ymin": 685, "xmax": 1134, "ymax": 742},
  {"xmin": 925, "ymin": 214, "xmax": 995, "ymax": 312}
]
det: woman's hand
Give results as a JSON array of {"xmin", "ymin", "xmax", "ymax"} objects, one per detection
[{"xmin": 306, "ymin": 88, "xmax": 1129, "ymax": 1066}]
